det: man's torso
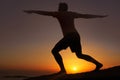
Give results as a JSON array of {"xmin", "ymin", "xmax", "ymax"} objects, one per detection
[{"xmin": 54, "ymin": 12, "xmax": 78, "ymax": 36}]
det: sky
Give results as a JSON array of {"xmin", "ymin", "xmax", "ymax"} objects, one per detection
[{"xmin": 0, "ymin": 0, "xmax": 120, "ymax": 74}]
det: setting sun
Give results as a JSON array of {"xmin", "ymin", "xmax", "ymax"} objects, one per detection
[
  {"xmin": 67, "ymin": 65, "xmax": 80, "ymax": 74},
  {"xmin": 73, "ymin": 66, "xmax": 77, "ymax": 71}
]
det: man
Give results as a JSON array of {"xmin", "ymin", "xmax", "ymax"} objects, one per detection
[{"xmin": 24, "ymin": 2, "xmax": 107, "ymax": 74}]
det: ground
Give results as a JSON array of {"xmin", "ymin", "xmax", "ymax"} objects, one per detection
[{"xmin": 24, "ymin": 66, "xmax": 120, "ymax": 80}]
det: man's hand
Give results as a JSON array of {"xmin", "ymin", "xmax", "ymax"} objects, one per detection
[
  {"xmin": 99, "ymin": 15, "xmax": 108, "ymax": 18},
  {"xmin": 23, "ymin": 10, "xmax": 34, "ymax": 14}
]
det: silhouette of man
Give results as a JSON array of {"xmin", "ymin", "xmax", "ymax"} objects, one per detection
[{"xmin": 24, "ymin": 3, "xmax": 107, "ymax": 74}]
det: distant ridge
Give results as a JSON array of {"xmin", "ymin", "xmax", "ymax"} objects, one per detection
[{"xmin": 24, "ymin": 65, "xmax": 120, "ymax": 80}]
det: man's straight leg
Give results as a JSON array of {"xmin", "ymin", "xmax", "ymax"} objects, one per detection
[
  {"xmin": 71, "ymin": 33, "xmax": 103, "ymax": 71},
  {"xmin": 75, "ymin": 49, "xmax": 103, "ymax": 71}
]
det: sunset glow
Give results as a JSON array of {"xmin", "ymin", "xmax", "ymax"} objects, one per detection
[
  {"xmin": 68, "ymin": 66, "xmax": 80, "ymax": 74},
  {"xmin": 73, "ymin": 66, "xmax": 77, "ymax": 71}
]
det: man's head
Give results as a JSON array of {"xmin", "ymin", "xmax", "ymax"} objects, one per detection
[{"xmin": 58, "ymin": 2, "xmax": 68, "ymax": 11}]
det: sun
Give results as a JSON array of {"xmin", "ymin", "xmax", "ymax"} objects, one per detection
[
  {"xmin": 67, "ymin": 66, "xmax": 79, "ymax": 74},
  {"xmin": 73, "ymin": 66, "xmax": 77, "ymax": 71}
]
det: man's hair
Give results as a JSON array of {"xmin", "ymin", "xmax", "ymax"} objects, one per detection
[{"xmin": 58, "ymin": 2, "xmax": 68, "ymax": 11}]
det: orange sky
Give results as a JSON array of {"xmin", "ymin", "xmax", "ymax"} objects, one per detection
[{"xmin": 1, "ymin": 42, "xmax": 119, "ymax": 74}]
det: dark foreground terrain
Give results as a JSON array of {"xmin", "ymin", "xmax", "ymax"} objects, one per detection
[{"xmin": 24, "ymin": 66, "xmax": 120, "ymax": 80}]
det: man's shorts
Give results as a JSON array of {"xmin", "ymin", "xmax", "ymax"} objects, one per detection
[{"xmin": 53, "ymin": 32, "xmax": 82, "ymax": 53}]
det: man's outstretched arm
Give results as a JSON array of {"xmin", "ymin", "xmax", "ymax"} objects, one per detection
[
  {"xmin": 23, "ymin": 10, "xmax": 56, "ymax": 16},
  {"xmin": 74, "ymin": 12, "xmax": 108, "ymax": 19}
]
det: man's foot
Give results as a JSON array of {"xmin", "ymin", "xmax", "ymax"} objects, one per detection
[
  {"xmin": 94, "ymin": 63, "xmax": 103, "ymax": 71},
  {"xmin": 56, "ymin": 70, "xmax": 66, "ymax": 75}
]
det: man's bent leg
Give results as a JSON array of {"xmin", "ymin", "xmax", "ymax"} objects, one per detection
[
  {"xmin": 75, "ymin": 51, "xmax": 103, "ymax": 71},
  {"xmin": 52, "ymin": 48, "xmax": 66, "ymax": 73},
  {"xmin": 51, "ymin": 35, "xmax": 70, "ymax": 73}
]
